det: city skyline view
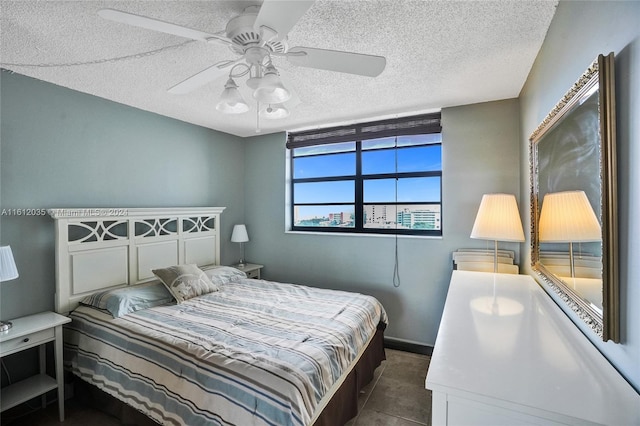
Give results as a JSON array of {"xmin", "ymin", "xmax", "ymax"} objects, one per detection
[
  {"xmin": 294, "ymin": 204, "xmax": 441, "ymax": 230},
  {"xmin": 292, "ymin": 134, "xmax": 442, "ymax": 231}
]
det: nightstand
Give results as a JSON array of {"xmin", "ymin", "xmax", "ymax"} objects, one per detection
[
  {"xmin": 233, "ymin": 263, "xmax": 264, "ymax": 279},
  {"xmin": 0, "ymin": 311, "xmax": 71, "ymax": 421}
]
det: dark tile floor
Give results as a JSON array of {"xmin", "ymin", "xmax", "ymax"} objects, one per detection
[
  {"xmin": 1, "ymin": 349, "xmax": 431, "ymax": 426},
  {"xmin": 346, "ymin": 349, "xmax": 431, "ymax": 426}
]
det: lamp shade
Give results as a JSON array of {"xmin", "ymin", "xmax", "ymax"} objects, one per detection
[
  {"xmin": 539, "ymin": 190, "xmax": 601, "ymax": 243},
  {"xmin": 253, "ymin": 64, "xmax": 291, "ymax": 104},
  {"xmin": 216, "ymin": 78, "xmax": 249, "ymax": 114},
  {"xmin": 470, "ymin": 194, "xmax": 525, "ymax": 242},
  {"xmin": 0, "ymin": 245, "xmax": 19, "ymax": 281},
  {"xmin": 231, "ymin": 224, "xmax": 249, "ymax": 243},
  {"xmin": 260, "ymin": 104, "xmax": 289, "ymax": 119}
]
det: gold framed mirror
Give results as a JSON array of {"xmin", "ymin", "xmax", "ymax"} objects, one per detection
[{"xmin": 530, "ymin": 53, "xmax": 618, "ymax": 342}]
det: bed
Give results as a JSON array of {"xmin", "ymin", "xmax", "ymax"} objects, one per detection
[{"xmin": 49, "ymin": 207, "xmax": 387, "ymax": 426}]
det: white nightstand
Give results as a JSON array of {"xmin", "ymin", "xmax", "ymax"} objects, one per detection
[
  {"xmin": 233, "ymin": 263, "xmax": 264, "ymax": 279},
  {"xmin": 0, "ymin": 311, "xmax": 71, "ymax": 421}
]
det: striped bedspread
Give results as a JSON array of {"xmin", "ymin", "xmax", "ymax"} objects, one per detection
[{"xmin": 64, "ymin": 278, "xmax": 387, "ymax": 426}]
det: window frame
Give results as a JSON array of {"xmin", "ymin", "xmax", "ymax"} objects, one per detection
[{"xmin": 288, "ymin": 113, "xmax": 442, "ymax": 236}]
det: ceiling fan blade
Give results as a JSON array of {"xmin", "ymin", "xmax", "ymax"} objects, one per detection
[
  {"xmin": 98, "ymin": 9, "xmax": 229, "ymax": 44},
  {"xmin": 287, "ymin": 47, "xmax": 386, "ymax": 77},
  {"xmin": 253, "ymin": 0, "xmax": 315, "ymax": 40},
  {"xmin": 168, "ymin": 59, "xmax": 241, "ymax": 94}
]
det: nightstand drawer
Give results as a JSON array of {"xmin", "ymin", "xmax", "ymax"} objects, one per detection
[{"xmin": 0, "ymin": 328, "xmax": 54, "ymax": 356}]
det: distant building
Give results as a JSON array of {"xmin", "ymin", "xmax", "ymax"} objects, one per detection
[
  {"xmin": 364, "ymin": 205, "xmax": 394, "ymax": 225},
  {"xmin": 397, "ymin": 208, "xmax": 440, "ymax": 229},
  {"xmin": 329, "ymin": 211, "xmax": 352, "ymax": 225}
]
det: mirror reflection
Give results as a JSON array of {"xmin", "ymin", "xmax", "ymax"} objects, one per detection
[
  {"xmin": 470, "ymin": 295, "xmax": 524, "ymax": 358},
  {"xmin": 535, "ymin": 69, "xmax": 603, "ymax": 313},
  {"xmin": 538, "ymin": 190, "xmax": 602, "ymax": 312}
]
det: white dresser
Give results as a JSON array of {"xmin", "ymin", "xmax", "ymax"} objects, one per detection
[{"xmin": 426, "ymin": 271, "xmax": 640, "ymax": 425}]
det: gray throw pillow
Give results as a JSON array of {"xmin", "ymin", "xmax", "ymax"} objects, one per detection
[{"xmin": 152, "ymin": 264, "xmax": 219, "ymax": 303}]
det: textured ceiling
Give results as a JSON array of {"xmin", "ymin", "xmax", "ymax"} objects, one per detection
[{"xmin": 1, "ymin": 1, "xmax": 557, "ymax": 137}]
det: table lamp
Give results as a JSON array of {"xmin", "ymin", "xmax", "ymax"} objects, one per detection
[
  {"xmin": 231, "ymin": 224, "xmax": 249, "ymax": 267},
  {"xmin": 0, "ymin": 245, "xmax": 20, "ymax": 331},
  {"xmin": 470, "ymin": 194, "xmax": 525, "ymax": 273}
]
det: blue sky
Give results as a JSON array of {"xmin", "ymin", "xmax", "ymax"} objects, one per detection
[{"xmin": 293, "ymin": 138, "xmax": 442, "ymax": 205}]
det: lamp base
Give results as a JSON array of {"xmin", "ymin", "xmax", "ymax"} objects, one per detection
[{"xmin": 0, "ymin": 321, "xmax": 13, "ymax": 332}]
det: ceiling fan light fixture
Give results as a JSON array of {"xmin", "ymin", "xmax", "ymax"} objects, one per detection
[
  {"xmin": 246, "ymin": 63, "xmax": 263, "ymax": 90},
  {"xmin": 253, "ymin": 64, "xmax": 291, "ymax": 104},
  {"xmin": 260, "ymin": 104, "xmax": 289, "ymax": 119},
  {"xmin": 246, "ymin": 76, "xmax": 261, "ymax": 90},
  {"xmin": 254, "ymin": 86, "xmax": 291, "ymax": 104},
  {"xmin": 216, "ymin": 77, "xmax": 249, "ymax": 114}
]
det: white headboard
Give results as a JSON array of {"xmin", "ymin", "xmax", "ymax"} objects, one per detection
[{"xmin": 48, "ymin": 207, "xmax": 225, "ymax": 314}]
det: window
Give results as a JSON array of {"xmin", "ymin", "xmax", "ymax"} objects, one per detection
[{"xmin": 288, "ymin": 113, "xmax": 442, "ymax": 236}]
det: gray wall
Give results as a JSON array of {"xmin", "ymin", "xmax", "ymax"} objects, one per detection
[
  {"xmin": 519, "ymin": 1, "xmax": 640, "ymax": 390},
  {"xmin": 243, "ymin": 99, "xmax": 522, "ymax": 345},
  {"xmin": 0, "ymin": 71, "xmax": 246, "ymax": 321}
]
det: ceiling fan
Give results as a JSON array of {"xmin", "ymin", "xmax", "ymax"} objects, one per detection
[{"xmin": 98, "ymin": 0, "xmax": 387, "ymax": 120}]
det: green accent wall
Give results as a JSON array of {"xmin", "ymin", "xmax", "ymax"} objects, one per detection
[{"xmin": 0, "ymin": 71, "xmax": 246, "ymax": 320}]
